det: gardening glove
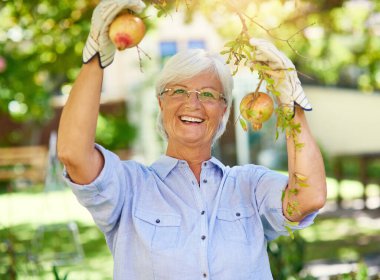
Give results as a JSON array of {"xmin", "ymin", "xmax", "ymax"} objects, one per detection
[
  {"xmin": 83, "ymin": 0, "xmax": 146, "ymax": 68},
  {"xmin": 249, "ymin": 38, "xmax": 312, "ymax": 113}
]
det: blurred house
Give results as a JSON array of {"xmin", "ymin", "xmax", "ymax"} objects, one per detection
[{"xmin": 305, "ymin": 86, "xmax": 380, "ymax": 157}]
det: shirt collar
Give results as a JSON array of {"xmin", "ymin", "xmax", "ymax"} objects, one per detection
[{"xmin": 150, "ymin": 155, "xmax": 226, "ymax": 181}]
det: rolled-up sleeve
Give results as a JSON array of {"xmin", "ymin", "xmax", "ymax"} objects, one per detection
[
  {"xmin": 63, "ymin": 144, "xmax": 131, "ymax": 233},
  {"xmin": 253, "ymin": 167, "xmax": 317, "ymax": 241}
]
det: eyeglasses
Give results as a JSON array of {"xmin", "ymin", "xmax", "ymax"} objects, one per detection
[{"xmin": 160, "ymin": 86, "xmax": 226, "ymax": 104}]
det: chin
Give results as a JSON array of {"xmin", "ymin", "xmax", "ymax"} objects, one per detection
[{"xmin": 179, "ymin": 134, "xmax": 211, "ymax": 147}]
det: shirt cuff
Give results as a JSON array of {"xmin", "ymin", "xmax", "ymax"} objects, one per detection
[{"xmin": 62, "ymin": 144, "xmax": 116, "ymax": 194}]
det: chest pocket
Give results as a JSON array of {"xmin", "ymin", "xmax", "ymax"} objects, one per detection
[
  {"xmin": 216, "ymin": 206, "xmax": 255, "ymax": 244},
  {"xmin": 134, "ymin": 208, "xmax": 181, "ymax": 251}
]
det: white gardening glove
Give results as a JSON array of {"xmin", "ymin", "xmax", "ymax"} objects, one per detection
[
  {"xmin": 249, "ymin": 38, "xmax": 312, "ymax": 112},
  {"xmin": 83, "ymin": 0, "xmax": 146, "ymax": 68}
]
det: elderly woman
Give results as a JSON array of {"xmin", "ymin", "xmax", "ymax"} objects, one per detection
[{"xmin": 57, "ymin": 1, "xmax": 326, "ymax": 279}]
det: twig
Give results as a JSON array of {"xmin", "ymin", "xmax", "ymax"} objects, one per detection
[
  {"xmin": 136, "ymin": 45, "xmax": 151, "ymax": 73},
  {"xmin": 239, "ymin": 11, "xmax": 315, "ymax": 59}
]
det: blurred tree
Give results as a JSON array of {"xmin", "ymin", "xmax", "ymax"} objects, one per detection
[{"xmin": 0, "ymin": 0, "xmax": 97, "ymax": 124}]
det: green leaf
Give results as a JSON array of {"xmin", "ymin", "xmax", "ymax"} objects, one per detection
[
  {"xmin": 239, "ymin": 117, "xmax": 248, "ymax": 131},
  {"xmin": 296, "ymin": 143, "xmax": 305, "ymax": 150},
  {"xmin": 285, "ymin": 226, "xmax": 295, "ymax": 239},
  {"xmin": 52, "ymin": 266, "xmax": 60, "ymax": 280},
  {"xmin": 243, "ymin": 48, "xmax": 252, "ymax": 60},
  {"xmin": 294, "ymin": 172, "xmax": 307, "ymax": 181},
  {"xmin": 232, "ymin": 66, "xmax": 239, "ymax": 76},
  {"xmin": 246, "ymin": 109, "xmax": 256, "ymax": 118},
  {"xmin": 224, "ymin": 41, "xmax": 236, "ymax": 48},
  {"xmin": 289, "ymin": 188, "xmax": 299, "ymax": 195},
  {"xmin": 285, "ymin": 220, "xmax": 300, "ymax": 227},
  {"xmin": 297, "ymin": 181, "xmax": 309, "ymax": 188},
  {"xmin": 157, "ymin": 9, "xmax": 165, "ymax": 17},
  {"xmin": 265, "ymin": 77, "xmax": 275, "ymax": 85}
]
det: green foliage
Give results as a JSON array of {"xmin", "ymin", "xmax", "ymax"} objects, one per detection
[
  {"xmin": 0, "ymin": 0, "xmax": 96, "ymax": 123},
  {"xmin": 268, "ymin": 233, "xmax": 306, "ymax": 279},
  {"xmin": 53, "ymin": 266, "xmax": 69, "ymax": 280},
  {"xmin": 95, "ymin": 113, "xmax": 137, "ymax": 150},
  {"xmin": 330, "ymin": 262, "xmax": 369, "ymax": 280}
]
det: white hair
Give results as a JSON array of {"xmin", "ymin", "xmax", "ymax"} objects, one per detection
[{"xmin": 155, "ymin": 49, "xmax": 233, "ymax": 145}]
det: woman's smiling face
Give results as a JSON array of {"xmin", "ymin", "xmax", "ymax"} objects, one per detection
[{"xmin": 158, "ymin": 71, "xmax": 227, "ymax": 149}]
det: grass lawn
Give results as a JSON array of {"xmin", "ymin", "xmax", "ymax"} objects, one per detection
[{"xmin": 0, "ymin": 178, "xmax": 379, "ymax": 279}]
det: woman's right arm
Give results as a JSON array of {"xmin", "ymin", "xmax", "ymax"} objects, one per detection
[{"xmin": 57, "ymin": 57, "xmax": 104, "ymax": 185}]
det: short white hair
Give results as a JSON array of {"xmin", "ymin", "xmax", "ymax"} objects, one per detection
[{"xmin": 155, "ymin": 49, "xmax": 233, "ymax": 145}]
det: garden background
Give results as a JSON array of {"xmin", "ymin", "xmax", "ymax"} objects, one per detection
[{"xmin": 1, "ymin": 0, "xmax": 380, "ymax": 279}]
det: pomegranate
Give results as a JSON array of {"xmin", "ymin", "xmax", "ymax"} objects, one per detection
[
  {"xmin": 239, "ymin": 92, "xmax": 274, "ymax": 131},
  {"xmin": 108, "ymin": 11, "xmax": 146, "ymax": 50}
]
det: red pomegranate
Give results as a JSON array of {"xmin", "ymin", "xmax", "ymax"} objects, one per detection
[
  {"xmin": 239, "ymin": 92, "xmax": 274, "ymax": 131},
  {"xmin": 109, "ymin": 12, "xmax": 146, "ymax": 50}
]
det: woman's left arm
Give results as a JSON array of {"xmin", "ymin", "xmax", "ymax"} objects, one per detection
[
  {"xmin": 248, "ymin": 38, "xmax": 327, "ymax": 222},
  {"xmin": 283, "ymin": 106, "xmax": 327, "ymax": 222}
]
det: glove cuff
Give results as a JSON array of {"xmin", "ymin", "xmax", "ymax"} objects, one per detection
[
  {"xmin": 293, "ymin": 86, "xmax": 312, "ymax": 111},
  {"xmin": 83, "ymin": 35, "xmax": 99, "ymax": 64}
]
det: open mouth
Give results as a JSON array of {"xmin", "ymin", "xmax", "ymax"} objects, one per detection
[{"xmin": 179, "ymin": 115, "xmax": 204, "ymax": 124}]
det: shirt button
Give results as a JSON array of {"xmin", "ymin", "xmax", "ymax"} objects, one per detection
[
  {"xmin": 201, "ymin": 235, "xmax": 206, "ymax": 240},
  {"xmin": 155, "ymin": 219, "xmax": 160, "ymax": 223},
  {"xmin": 203, "ymin": 179, "xmax": 207, "ymax": 183},
  {"xmin": 236, "ymin": 212, "xmax": 241, "ymax": 217},
  {"xmin": 201, "ymin": 210, "xmax": 205, "ymax": 215},
  {"xmin": 203, "ymin": 273, "xmax": 207, "ymax": 278}
]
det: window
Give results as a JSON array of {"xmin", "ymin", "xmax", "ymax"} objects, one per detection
[
  {"xmin": 159, "ymin": 41, "xmax": 178, "ymax": 58},
  {"xmin": 188, "ymin": 40, "xmax": 206, "ymax": 49}
]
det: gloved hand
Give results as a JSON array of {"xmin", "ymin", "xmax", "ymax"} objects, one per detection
[
  {"xmin": 83, "ymin": 0, "xmax": 146, "ymax": 68},
  {"xmin": 249, "ymin": 38, "xmax": 312, "ymax": 112}
]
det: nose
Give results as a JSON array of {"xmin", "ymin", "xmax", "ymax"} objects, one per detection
[
  {"xmin": 185, "ymin": 90, "xmax": 201, "ymax": 107},
  {"xmin": 186, "ymin": 90, "xmax": 200, "ymax": 100}
]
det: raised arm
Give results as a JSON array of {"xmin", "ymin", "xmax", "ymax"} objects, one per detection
[
  {"xmin": 57, "ymin": 59, "xmax": 104, "ymax": 184},
  {"xmin": 249, "ymin": 38, "xmax": 327, "ymax": 222},
  {"xmin": 57, "ymin": 0, "xmax": 145, "ymax": 184},
  {"xmin": 283, "ymin": 107, "xmax": 327, "ymax": 221}
]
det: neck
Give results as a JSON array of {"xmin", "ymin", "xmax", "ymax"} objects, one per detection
[{"xmin": 166, "ymin": 141, "xmax": 212, "ymax": 183}]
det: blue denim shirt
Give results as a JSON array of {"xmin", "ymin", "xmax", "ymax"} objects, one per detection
[{"xmin": 65, "ymin": 145, "xmax": 316, "ymax": 280}]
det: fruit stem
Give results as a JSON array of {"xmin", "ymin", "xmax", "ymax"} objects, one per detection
[
  {"xmin": 254, "ymin": 76, "xmax": 264, "ymax": 95},
  {"xmin": 244, "ymin": 76, "xmax": 265, "ymax": 109}
]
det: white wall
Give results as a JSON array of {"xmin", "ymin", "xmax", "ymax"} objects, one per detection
[{"xmin": 304, "ymin": 86, "xmax": 380, "ymax": 157}]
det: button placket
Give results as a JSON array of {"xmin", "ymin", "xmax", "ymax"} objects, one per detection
[
  {"xmin": 198, "ymin": 163, "xmax": 210, "ymax": 280},
  {"xmin": 181, "ymin": 160, "xmax": 212, "ymax": 279}
]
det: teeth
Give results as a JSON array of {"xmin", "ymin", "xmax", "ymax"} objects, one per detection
[{"xmin": 180, "ymin": 116, "xmax": 203, "ymax": 123}]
